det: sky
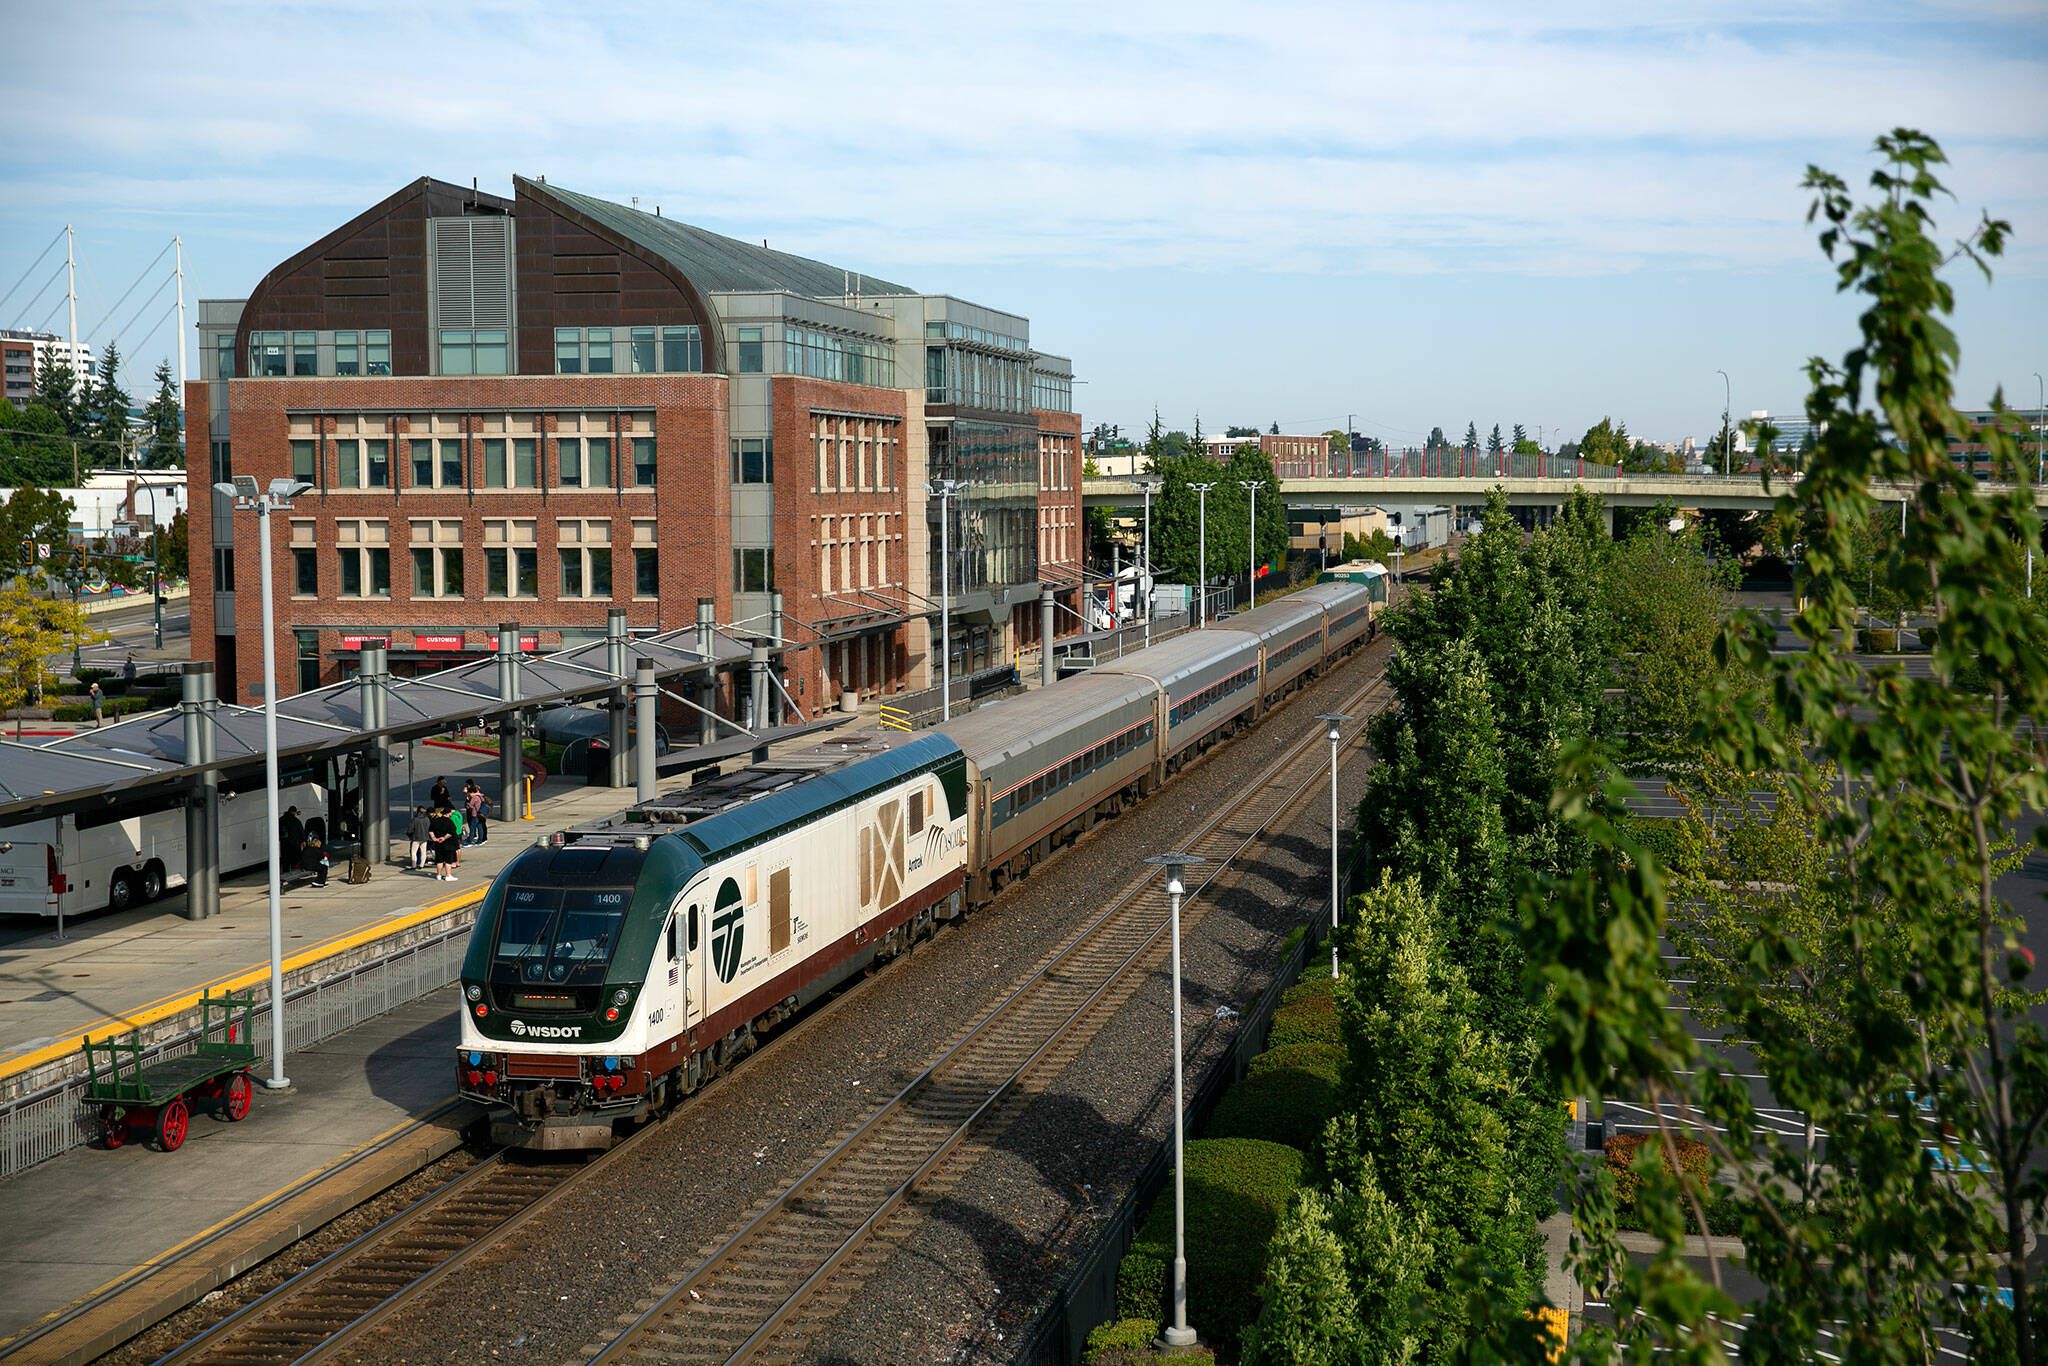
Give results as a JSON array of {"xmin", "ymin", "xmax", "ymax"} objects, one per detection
[{"xmin": 2, "ymin": 0, "xmax": 2044, "ymax": 447}]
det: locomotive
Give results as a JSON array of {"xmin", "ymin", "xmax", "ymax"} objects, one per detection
[{"xmin": 456, "ymin": 580, "xmax": 1377, "ymax": 1149}]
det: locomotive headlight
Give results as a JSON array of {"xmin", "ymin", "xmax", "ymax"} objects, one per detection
[
  {"xmin": 611, "ymin": 987, "xmax": 631, "ymax": 1006},
  {"xmin": 465, "ymin": 983, "xmax": 482, "ymax": 1002}
]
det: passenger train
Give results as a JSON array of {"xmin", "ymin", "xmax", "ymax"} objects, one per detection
[{"xmin": 455, "ymin": 581, "xmax": 1378, "ymax": 1149}]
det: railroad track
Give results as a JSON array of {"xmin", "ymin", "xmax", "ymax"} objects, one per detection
[
  {"xmin": 584, "ymin": 662, "xmax": 1390, "ymax": 1366},
  {"xmin": 158, "ymin": 1149, "xmax": 592, "ymax": 1365}
]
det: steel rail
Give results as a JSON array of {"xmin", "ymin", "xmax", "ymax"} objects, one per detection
[{"xmin": 590, "ymin": 659, "xmax": 1388, "ymax": 1365}]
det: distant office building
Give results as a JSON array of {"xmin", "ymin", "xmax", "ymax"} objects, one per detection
[
  {"xmin": 188, "ymin": 177, "xmax": 1082, "ymax": 704},
  {"xmin": 1201, "ymin": 432, "xmax": 1331, "ymax": 475},
  {"xmin": 0, "ymin": 329, "xmax": 94, "ymax": 403}
]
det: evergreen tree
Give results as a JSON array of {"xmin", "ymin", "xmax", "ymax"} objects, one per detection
[
  {"xmin": 1426, "ymin": 426, "xmax": 1448, "ymax": 453},
  {"xmin": 1487, "ymin": 423, "xmax": 1505, "ymax": 457},
  {"xmin": 89, "ymin": 343, "xmax": 132, "ymax": 460},
  {"xmin": 141, "ymin": 360, "xmax": 183, "ymax": 469},
  {"xmin": 31, "ymin": 356, "xmax": 81, "ymax": 437},
  {"xmin": 1512, "ymin": 422, "xmax": 1528, "ymax": 447},
  {"xmin": 1463, "ymin": 420, "xmax": 1479, "ymax": 453},
  {"xmin": 0, "ymin": 399, "xmax": 74, "ymax": 487}
]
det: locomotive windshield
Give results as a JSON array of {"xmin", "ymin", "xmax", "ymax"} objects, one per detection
[{"xmin": 493, "ymin": 886, "xmax": 632, "ymax": 986}]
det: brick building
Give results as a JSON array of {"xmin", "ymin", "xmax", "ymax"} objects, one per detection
[
  {"xmin": 1200, "ymin": 431, "xmax": 1332, "ymax": 476},
  {"xmin": 188, "ymin": 176, "xmax": 1082, "ymax": 712}
]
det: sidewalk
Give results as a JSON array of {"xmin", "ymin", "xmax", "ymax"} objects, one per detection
[{"xmin": 0, "ymin": 772, "xmax": 640, "ymax": 1099}]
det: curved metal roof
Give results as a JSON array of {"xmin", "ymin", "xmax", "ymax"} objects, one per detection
[{"xmin": 536, "ymin": 182, "xmax": 917, "ymax": 299}]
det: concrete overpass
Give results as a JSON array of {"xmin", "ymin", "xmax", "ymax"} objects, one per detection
[{"xmin": 1083, "ymin": 472, "xmax": 2048, "ymax": 520}]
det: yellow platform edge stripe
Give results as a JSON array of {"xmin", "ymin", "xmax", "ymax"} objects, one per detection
[{"xmin": 0, "ymin": 886, "xmax": 485, "ymax": 1085}]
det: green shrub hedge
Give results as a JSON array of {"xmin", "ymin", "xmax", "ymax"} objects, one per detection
[
  {"xmin": 1265, "ymin": 989, "xmax": 1340, "ymax": 1050},
  {"xmin": 1117, "ymin": 1139, "xmax": 1306, "ymax": 1353},
  {"xmin": 51, "ymin": 696, "xmax": 151, "ymax": 721},
  {"xmin": 1204, "ymin": 1043, "xmax": 1345, "ymax": 1153}
]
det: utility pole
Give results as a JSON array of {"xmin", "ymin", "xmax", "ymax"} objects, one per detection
[
  {"xmin": 1190, "ymin": 482, "xmax": 1214, "ymax": 627},
  {"xmin": 1716, "ymin": 369, "xmax": 1732, "ymax": 476}
]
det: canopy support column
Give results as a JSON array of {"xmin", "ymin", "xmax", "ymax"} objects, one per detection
[{"xmin": 180, "ymin": 663, "xmax": 219, "ymax": 920}]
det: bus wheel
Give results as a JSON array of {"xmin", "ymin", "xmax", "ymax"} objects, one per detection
[
  {"xmin": 108, "ymin": 872, "xmax": 137, "ymax": 914},
  {"xmin": 140, "ymin": 862, "xmax": 166, "ymax": 902}
]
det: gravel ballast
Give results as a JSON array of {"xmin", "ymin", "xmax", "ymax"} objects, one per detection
[{"xmin": 156, "ymin": 641, "xmax": 1391, "ymax": 1366}]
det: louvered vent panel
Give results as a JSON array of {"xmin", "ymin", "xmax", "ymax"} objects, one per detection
[
  {"xmin": 431, "ymin": 220, "xmax": 474, "ymax": 329},
  {"xmin": 467, "ymin": 219, "xmax": 511, "ymax": 327}
]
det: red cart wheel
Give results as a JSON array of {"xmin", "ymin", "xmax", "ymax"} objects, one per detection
[
  {"xmin": 101, "ymin": 1108, "xmax": 126, "ymax": 1149},
  {"xmin": 154, "ymin": 1097, "xmax": 190, "ymax": 1152},
  {"xmin": 221, "ymin": 1072, "xmax": 252, "ymax": 1122}
]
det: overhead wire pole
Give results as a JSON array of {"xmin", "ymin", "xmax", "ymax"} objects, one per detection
[
  {"xmin": 66, "ymin": 225, "xmax": 77, "ymax": 362},
  {"xmin": 174, "ymin": 236, "xmax": 187, "ymax": 398},
  {"xmin": 1189, "ymin": 482, "xmax": 1214, "ymax": 627},
  {"xmin": 1238, "ymin": 479, "xmax": 1264, "ymax": 611}
]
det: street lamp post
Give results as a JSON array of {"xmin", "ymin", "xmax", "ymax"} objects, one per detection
[
  {"xmin": 1189, "ymin": 482, "xmax": 1214, "ymax": 627},
  {"xmin": 1136, "ymin": 474, "xmax": 1161, "ymax": 647},
  {"xmin": 1316, "ymin": 714, "xmax": 1348, "ymax": 979},
  {"xmin": 1715, "ymin": 368, "xmax": 1732, "ymax": 476},
  {"xmin": 1238, "ymin": 479, "xmax": 1264, "ymax": 611},
  {"xmin": 925, "ymin": 478, "xmax": 960, "ymax": 721},
  {"xmin": 213, "ymin": 475, "xmax": 314, "ymax": 1090},
  {"xmin": 1144, "ymin": 851, "xmax": 1209, "ymax": 1351}
]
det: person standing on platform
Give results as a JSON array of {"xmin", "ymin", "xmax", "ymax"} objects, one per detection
[
  {"xmin": 406, "ymin": 805, "xmax": 431, "ymax": 870},
  {"xmin": 279, "ymin": 804, "xmax": 304, "ymax": 873},
  {"xmin": 89, "ymin": 682, "xmax": 104, "ymax": 727},
  {"xmin": 463, "ymin": 780, "xmax": 491, "ymax": 846},
  {"xmin": 429, "ymin": 806, "xmax": 459, "ymax": 881},
  {"xmin": 429, "ymin": 776, "xmax": 452, "ymax": 812}
]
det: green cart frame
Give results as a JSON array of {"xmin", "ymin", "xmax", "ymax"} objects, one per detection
[{"xmin": 82, "ymin": 990, "xmax": 260, "ymax": 1152}]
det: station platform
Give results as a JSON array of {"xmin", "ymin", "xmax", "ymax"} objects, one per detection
[
  {"xmin": 0, "ymin": 993, "xmax": 477, "ymax": 1364},
  {"xmin": 0, "ymin": 753, "xmax": 641, "ymax": 1104}
]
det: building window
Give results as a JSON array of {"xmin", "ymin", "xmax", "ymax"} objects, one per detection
[
  {"xmin": 732, "ymin": 546, "xmax": 775, "ymax": 593},
  {"xmin": 737, "ymin": 327, "xmax": 763, "ymax": 374},
  {"xmin": 556, "ymin": 435, "xmax": 611, "ymax": 489},
  {"xmin": 291, "ymin": 439, "xmax": 318, "ymax": 486},
  {"xmin": 632, "ymin": 436, "xmax": 656, "ymax": 488},
  {"xmin": 213, "ymin": 332, "xmax": 234, "ymax": 380},
  {"xmin": 629, "ymin": 327, "xmax": 656, "ymax": 374},
  {"xmin": 336, "ymin": 437, "xmax": 391, "ymax": 489},
  {"xmin": 250, "ymin": 331, "xmax": 286, "ymax": 377},
  {"xmin": 336, "ymin": 519, "xmax": 391, "ymax": 598},
  {"xmin": 554, "ymin": 327, "xmax": 581, "ymax": 375},
  {"xmin": 586, "ymin": 329, "xmax": 613, "ymax": 374},
  {"xmin": 484, "ymin": 518, "xmax": 538, "ymax": 598},
  {"xmin": 663, "ymin": 326, "xmax": 701, "ymax": 373},
  {"xmin": 632, "ymin": 519, "xmax": 657, "ymax": 597},
  {"xmin": 558, "ymin": 520, "xmax": 612, "ymax": 599},
  {"xmin": 730, "ymin": 437, "xmax": 772, "ymax": 484},
  {"xmin": 440, "ymin": 328, "xmax": 508, "ymax": 376},
  {"xmin": 293, "ymin": 548, "xmax": 317, "ymax": 596},
  {"xmin": 365, "ymin": 330, "xmax": 391, "ymax": 376},
  {"xmin": 214, "ymin": 546, "xmax": 235, "ymax": 589},
  {"xmin": 334, "ymin": 331, "xmax": 359, "ymax": 376},
  {"xmin": 483, "ymin": 436, "xmax": 538, "ymax": 489},
  {"xmin": 410, "ymin": 519, "xmax": 463, "ymax": 597},
  {"xmin": 411, "ymin": 436, "xmax": 464, "ymax": 489},
  {"xmin": 292, "ymin": 332, "xmax": 317, "ymax": 376}
]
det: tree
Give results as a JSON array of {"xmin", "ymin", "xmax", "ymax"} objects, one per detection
[
  {"xmin": 1576, "ymin": 416, "xmax": 1630, "ymax": 468},
  {"xmin": 158, "ymin": 509, "xmax": 189, "ymax": 582},
  {"xmin": 1426, "ymin": 426, "xmax": 1448, "ymax": 453},
  {"xmin": 1322, "ymin": 429, "xmax": 1350, "ymax": 472},
  {"xmin": 141, "ymin": 360, "xmax": 183, "ymax": 469},
  {"xmin": 1625, "ymin": 438, "xmax": 1682, "ymax": 474},
  {"xmin": 0, "ymin": 398, "xmax": 75, "ymax": 487},
  {"xmin": 1604, "ymin": 510, "xmax": 1739, "ymax": 770},
  {"xmin": 1487, "ymin": 423, "xmax": 1505, "ymax": 457},
  {"xmin": 1269, "ymin": 420, "xmax": 1280, "ymax": 435},
  {"xmin": 1512, "ymin": 422, "xmax": 1528, "ymax": 448},
  {"xmin": 31, "ymin": 356, "xmax": 80, "ymax": 437},
  {"xmin": 1463, "ymin": 420, "xmax": 1480, "ymax": 454},
  {"xmin": 89, "ymin": 342, "xmax": 131, "ymax": 458},
  {"xmin": 0, "ymin": 580, "xmax": 102, "ymax": 735},
  {"xmin": 0, "ymin": 486, "xmax": 75, "ymax": 583},
  {"xmin": 1227, "ymin": 425, "xmax": 1259, "ymax": 438},
  {"xmin": 1525, "ymin": 131, "xmax": 2048, "ymax": 1362}
]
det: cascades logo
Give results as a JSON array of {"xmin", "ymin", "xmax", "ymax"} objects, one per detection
[
  {"xmin": 921, "ymin": 823, "xmax": 962, "ymax": 869},
  {"xmin": 711, "ymin": 876, "xmax": 745, "ymax": 983}
]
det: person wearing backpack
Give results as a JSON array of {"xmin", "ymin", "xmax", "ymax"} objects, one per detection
[{"xmin": 463, "ymin": 779, "xmax": 491, "ymax": 846}]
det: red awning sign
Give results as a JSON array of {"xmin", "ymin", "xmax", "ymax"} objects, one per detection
[
  {"xmin": 341, "ymin": 634, "xmax": 391, "ymax": 650},
  {"xmin": 414, "ymin": 633, "xmax": 465, "ymax": 652}
]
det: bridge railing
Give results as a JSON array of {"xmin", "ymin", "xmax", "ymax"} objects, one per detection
[{"xmin": 1321, "ymin": 450, "xmax": 1621, "ymax": 480}]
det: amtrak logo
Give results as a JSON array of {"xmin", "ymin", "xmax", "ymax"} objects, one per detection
[{"xmin": 711, "ymin": 877, "xmax": 745, "ymax": 983}]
